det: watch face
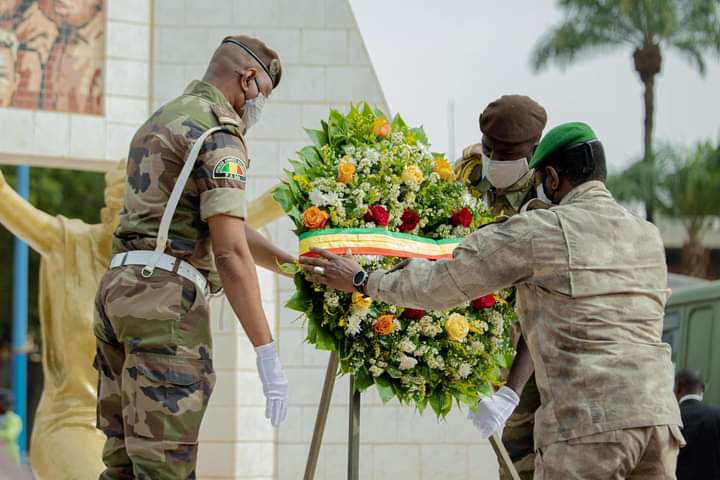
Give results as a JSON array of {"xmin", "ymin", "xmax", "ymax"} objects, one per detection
[{"xmin": 353, "ymin": 270, "xmax": 367, "ymax": 286}]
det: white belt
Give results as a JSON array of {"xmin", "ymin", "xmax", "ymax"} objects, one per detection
[{"xmin": 110, "ymin": 251, "xmax": 208, "ymax": 293}]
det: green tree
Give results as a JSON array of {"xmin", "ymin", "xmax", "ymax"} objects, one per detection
[
  {"xmin": 608, "ymin": 142, "xmax": 720, "ymax": 277},
  {"xmin": 532, "ymin": 0, "xmax": 720, "ymax": 222},
  {"xmin": 0, "ymin": 166, "xmax": 105, "ymax": 349}
]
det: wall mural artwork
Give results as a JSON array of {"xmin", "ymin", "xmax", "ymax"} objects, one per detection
[{"xmin": 0, "ymin": 0, "xmax": 104, "ymax": 115}]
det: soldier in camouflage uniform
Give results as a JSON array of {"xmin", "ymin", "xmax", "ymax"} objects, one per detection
[
  {"xmin": 454, "ymin": 95, "xmax": 547, "ymax": 480},
  {"xmin": 93, "ymin": 35, "xmax": 295, "ymax": 479},
  {"xmin": 304, "ymin": 122, "xmax": 684, "ymax": 479}
]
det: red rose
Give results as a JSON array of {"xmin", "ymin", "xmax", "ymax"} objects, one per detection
[
  {"xmin": 473, "ymin": 294, "xmax": 497, "ymax": 310},
  {"xmin": 403, "ymin": 308, "xmax": 426, "ymax": 320},
  {"xmin": 451, "ymin": 207, "xmax": 473, "ymax": 228},
  {"xmin": 364, "ymin": 205, "xmax": 390, "ymax": 227},
  {"xmin": 399, "ymin": 209, "xmax": 420, "ymax": 233}
]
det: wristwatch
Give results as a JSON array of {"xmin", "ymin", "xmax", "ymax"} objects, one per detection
[{"xmin": 352, "ymin": 270, "xmax": 369, "ymax": 294}]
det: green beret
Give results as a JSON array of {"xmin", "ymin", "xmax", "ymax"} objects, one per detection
[{"xmin": 529, "ymin": 122, "xmax": 597, "ymax": 169}]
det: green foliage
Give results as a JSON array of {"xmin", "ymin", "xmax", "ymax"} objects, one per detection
[
  {"xmin": 0, "ymin": 165, "xmax": 105, "ymax": 348},
  {"xmin": 532, "ymin": 0, "xmax": 720, "ymax": 73}
]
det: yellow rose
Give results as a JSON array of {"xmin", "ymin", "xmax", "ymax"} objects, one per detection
[
  {"xmin": 337, "ymin": 161, "xmax": 356, "ymax": 184},
  {"xmin": 401, "ymin": 165, "xmax": 424, "ymax": 185},
  {"xmin": 303, "ymin": 206, "xmax": 329, "ymax": 230},
  {"xmin": 445, "ymin": 313, "xmax": 469, "ymax": 342},
  {"xmin": 374, "ymin": 314, "xmax": 395, "ymax": 336},
  {"xmin": 351, "ymin": 292, "xmax": 372, "ymax": 312},
  {"xmin": 433, "ymin": 158, "xmax": 453, "ymax": 180}
]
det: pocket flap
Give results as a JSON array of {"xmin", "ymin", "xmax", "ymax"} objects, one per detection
[{"xmin": 135, "ymin": 353, "xmax": 203, "ymax": 386}]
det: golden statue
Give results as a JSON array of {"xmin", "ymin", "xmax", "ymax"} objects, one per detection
[
  {"xmin": 0, "ymin": 162, "xmax": 283, "ymax": 479},
  {"xmin": 0, "ymin": 161, "xmax": 125, "ymax": 480}
]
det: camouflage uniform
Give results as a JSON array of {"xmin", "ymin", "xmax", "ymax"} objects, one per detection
[
  {"xmin": 366, "ymin": 181, "xmax": 683, "ymax": 477},
  {"xmin": 455, "ymin": 144, "xmax": 539, "ymax": 480},
  {"xmin": 93, "ymin": 80, "xmax": 250, "ymax": 479}
]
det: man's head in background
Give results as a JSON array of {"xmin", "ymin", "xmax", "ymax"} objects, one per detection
[
  {"xmin": 0, "ymin": 388, "xmax": 13, "ymax": 414},
  {"xmin": 0, "ymin": 28, "xmax": 18, "ymax": 107},
  {"xmin": 674, "ymin": 368, "xmax": 705, "ymax": 401}
]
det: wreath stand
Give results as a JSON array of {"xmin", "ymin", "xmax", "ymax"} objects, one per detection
[{"xmin": 302, "ymin": 352, "xmax": 521, "ymax": 480}]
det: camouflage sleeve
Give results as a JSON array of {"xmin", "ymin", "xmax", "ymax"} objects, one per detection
[
  {"xmin": 194, "ymin": 130, "xmax": 249, "ymax": 221},
  {"xmin": 454, "ymin": 144, "xmax": 484, "ymax": 186},
  {"xmin": 366, "ymin": 216, "xmax": 535, "ymax": 310}
]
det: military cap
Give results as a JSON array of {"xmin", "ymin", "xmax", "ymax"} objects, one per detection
[
  {"xmin": 529, "ymin": 122, "xmax": 598, "ymax": 169},
  {"xmin": 479, "ymin": 95, "xmax": 547, "ymax": 147},
  {"xmin": 222, "ymin": 35, "xmax": 282, "ymax": 88}
]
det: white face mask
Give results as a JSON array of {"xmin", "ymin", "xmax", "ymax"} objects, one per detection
[
  {"xmin": 242, "ymin": 92, "xmax": 266, "ymax": 130},
  {"xmin": 536, "ymin": 182, "xmax": 553, "ymax": 205},
  {"xmin": 481, "ymin": 152, "xmax": 529, "ymax": 189}
]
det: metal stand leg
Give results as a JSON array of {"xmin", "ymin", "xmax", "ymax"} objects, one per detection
[
  {"xmin": 303, "ymin": 352, "xmax": 339, "ymax": 480},
  {"xmin": 489, "ymin": 431, "xmax": 521, "ymax": 480},
  {"xmin": 347, "ymin": 375, "xmax": 361, "ymax": 480}
]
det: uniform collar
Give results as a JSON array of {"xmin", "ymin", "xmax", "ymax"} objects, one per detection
[
  {"xmin": 679, "ymin": 394, "xmax": 703, "ymax": 405},
  {"xmin": 184, "ymin": 80, "xmax": 236, "ymax": 112},
  {"xmin": 559, "ymin": 180, "xmax": 607, "ymax": 206}
]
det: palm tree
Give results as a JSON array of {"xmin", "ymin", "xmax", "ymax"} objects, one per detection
[
  {"xmin": 532, "ymin": 0, "xmax": 720, "ymax": 222},
  {"xmin": 609, "ymin": 142, "xmax": 720, "ymax": 277}
]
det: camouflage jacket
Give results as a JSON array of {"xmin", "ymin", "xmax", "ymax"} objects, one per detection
[
  {"xmin": 366, "ymin": 181, "xmax": 681, "ymax": 447},
  {"xmin": 454, "ymin": 144, "xmax": 535, "ymax": 216},
  {"xmin": 114, "ymin": 80, "xmax": 250, "ymax": 291}
]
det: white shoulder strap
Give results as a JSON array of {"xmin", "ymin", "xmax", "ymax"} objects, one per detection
[{"xmin": 141, "ymin": 125, "xmax": 226, "ymax": 277}]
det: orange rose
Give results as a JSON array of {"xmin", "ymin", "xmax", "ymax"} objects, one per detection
[
  {"xmin": 337, "ymin": 161, "xmax": 356, "ymax": 184},
  {"xmin": 374, "ymin": 314, "xmax": 395, "ymax": 336},
  {"xmin": 373, "ymin": 117, "xmax": 391, "ymax": 137},
  {"xmin": 433, "ymin": 158, "xmax": 453, "ymax": 180},
  {"xmin": 303, "ymin": 206, "xmax": 329, "ymax": 230}
]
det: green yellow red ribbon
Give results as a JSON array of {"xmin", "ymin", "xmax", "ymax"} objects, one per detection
[{"xmin": 299, "ymin": 228, "xmax": 462, "ymax": 260}]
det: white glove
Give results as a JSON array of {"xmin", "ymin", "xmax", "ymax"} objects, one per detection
[
  {"xmin": 468, "ymin": 386, "xmax": 520, "ymax": 438},
  {"xmin": 255, "ymin": 341, "xmax": 289, "ymax": 427}
]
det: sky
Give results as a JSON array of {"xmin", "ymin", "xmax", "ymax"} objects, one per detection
[{"xmin": 349, "ymin": 0, "xmax": 720, "ymax": 172}]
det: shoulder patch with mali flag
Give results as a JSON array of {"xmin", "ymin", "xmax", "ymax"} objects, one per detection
[{"xmin": 213, "ymin": 156, "xmax": 247, "ymax": 181}]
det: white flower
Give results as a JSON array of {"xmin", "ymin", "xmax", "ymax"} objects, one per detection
[
  {"xmin": 309, "ymin": 188, "xmax": 326, "ymax": 206},
  {"xmin": 398, "ymin": 338, "xmax": 416, "ymax": 354},
  {"xmin": 369, "ymin": 365, "xmax": 384, "ymax": 377},
  {"xmin": 366, "ymin": 149, "xmax": 380, "ymax": 164},
  {"xmin": 470, "ymin": 340, "xmax": 485, "ymax": 353},
  {"xmin": 399, "ymin": 354, "xmax": 418, "ymax": 371},
  {"xmin": 426, "ymin": 355, "xmax": 445, "ymax": 370},
  {"xmin": 324, "ymin": 290, "xmax": 340, "ymax": 308},
  {"xmin": 458, "ymin": 363, "xmax": 472, "ymax": 379},
  {"xmin": 347, "ymin": 315, "xmax": 362, "ymax": 336}
]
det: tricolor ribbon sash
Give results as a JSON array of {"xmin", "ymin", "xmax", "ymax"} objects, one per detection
[{"xmin": 299, "ymin": 228, "xmax": 462, "ymax": 260}]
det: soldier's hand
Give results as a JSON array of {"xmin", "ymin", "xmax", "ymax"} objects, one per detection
[
  {"xmin": 468, "ymin": 386, "xmax": 519, "ymax": 438},
  {"xmin": 255, "ymin": 341, "xmax": 289, "ymax": 427}
]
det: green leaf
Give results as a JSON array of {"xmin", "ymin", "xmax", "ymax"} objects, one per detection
[
  {"xmin": 454, "ymin": 392, "xmax": 478, "ymax": 408},
  {"xmin": 416, "ymin": 395, "xmax": 428, "ymax": 414},
  {"xmin": 306, "ymin": 314, "xmax": 319, "ymax": 344},
  {"xmin": 276, "ymin": 260, "xmax": 300, "ymax": 275},
  {"xmin": 478, "ymin": 381, "xmax": 494, "ymax": 398},
  {"xmin": 353, "ymin": 368, "xmax": 374, "ymax": 392},
  {"xmin": 386, "ymin": 366, "xmax": 402, "ymax": 379},
  {"xmin": 411, "ymin": 127, "xmax": 429, "ymax": 145},
  {"xmin": 374, "ymin": 375, "xmax": 395, "ymax": 403},
  {"xmin": 272, "ymin": 185, "xmax": 294, "ymax": 214},
  {"xmin": 391, "ymin": 114, "xmax": 407, "ymax": 131},
  {"xmin": 429, "ymin": 389, "xmax": 444, "ymax": 416},
  {"xmin": 298, "ymin": 146, "xmax": 322, "ymax": 168},
  {"xmin": 315, "ymin": 326, "xmax": 336, "ymax": 351},
  {"xmin": 305, "ymin": 128, "xmax": 328, "ymax": 148},
  {"xmin": 286, "ymin": 290, "xmax": 311, "ymax": 312},
  {"xmin": 373, "ymin": 107, "xmax": 386, "ymax": 118}
]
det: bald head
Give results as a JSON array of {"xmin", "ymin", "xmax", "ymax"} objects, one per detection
[{"xmin": 674, "ymin": 368, "xmax": 704, "ymax": 400}]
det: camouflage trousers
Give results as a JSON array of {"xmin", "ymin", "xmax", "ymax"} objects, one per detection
[
  {"xmin": 93, "ymin": 265, "xmax": 215, "ymax": 480},
  {"xmin": 500, "ymin": 373, "xmax": 540, "ymax": 480},
  {"xmin": 535, "ymin": 425, "xmax": 684, "ymax": 479}
]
